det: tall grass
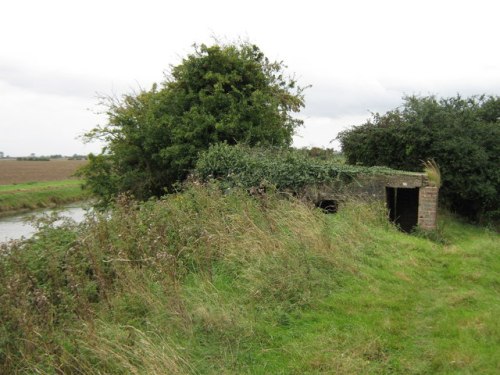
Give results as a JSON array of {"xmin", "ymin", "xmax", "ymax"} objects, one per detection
[
  {"xmin": 422, "ymin": 159, "xmax": 441, "ymax": 188},
  {"xmin": 0, "ymin": 184, "xmax": 498, "ymax": 374}
]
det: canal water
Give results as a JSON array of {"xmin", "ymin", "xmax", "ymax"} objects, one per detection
[{"xmin": 0, "ymin": 203, "xmax": 89, "ymax": 242}]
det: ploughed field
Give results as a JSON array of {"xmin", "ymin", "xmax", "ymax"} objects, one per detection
[{"xmin": 0, "ymin": 159, "xmax": 87, "ymax": 184}]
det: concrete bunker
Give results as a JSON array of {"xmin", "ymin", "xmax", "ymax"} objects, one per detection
[{"xmin": 304, "ymin": 173, "xmax": 439, "ymax": 232}]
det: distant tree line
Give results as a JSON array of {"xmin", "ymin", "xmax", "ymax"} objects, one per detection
[
  {"xmin": 14, "ymin": 155, "xmax": 88, "ymax": 161},
  {"xmin": 68, "ymin": 154, "xmax": 87, "ymax": 160},
  {"xmin": 16, "ymin": 157, "xmax": 50, "ymax": 161},
  {"xmin": 338, "ymin": 95, "xmax": 500, "ymax": 222}
]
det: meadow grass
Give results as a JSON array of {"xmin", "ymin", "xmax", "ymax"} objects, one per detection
[
  {"xmin": 0, "ymin": 179, "xmax": 88, "ymax": 213},
  {"xmin": 0, "ymin": 185, "xmax": 498, "ymax": 374}
]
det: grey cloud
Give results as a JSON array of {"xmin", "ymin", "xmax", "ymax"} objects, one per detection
[
  {"xmin": 301, "ymin": 81, "xmax": 403, "ymax": 119},
  {"xmin": 383, "ymin": 81, "xmax": 500, "ymax": 100},
  {"xmin": 0, "ymin": 61, "xmax": 127, "ymax": 99},
  {"xmin": 301, "ymin": 77, "xmax": 500, "ymax": 121}
]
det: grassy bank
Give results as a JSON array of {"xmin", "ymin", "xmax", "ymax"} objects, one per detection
[
  {"xmin": 0, "ymin": 185, "xmax": 498, "ymax": 374},
  {"xmin": 0, "ymin": 180, "xmax": 89, "ymax": 213}
]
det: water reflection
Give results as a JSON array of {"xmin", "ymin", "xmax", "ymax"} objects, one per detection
[{"xmin": 0, "ymin": 203, "xmax": 89, "ymax": 242}]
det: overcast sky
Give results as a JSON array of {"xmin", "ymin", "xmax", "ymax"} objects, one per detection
[{"xmin": 1, "ymin": 0, "xmax": 499, "ymax": 156}]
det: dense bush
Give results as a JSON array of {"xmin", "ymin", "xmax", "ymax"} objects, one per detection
[
  {"xmin": 338, "ymin": 95, "xmax": 500, "ymax": 221},
  {"xmin": 80, "ymin": 42, "xmax": 305, "ymax": 203}
]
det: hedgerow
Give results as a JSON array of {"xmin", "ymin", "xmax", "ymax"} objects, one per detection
[{"xmin": 338, "ymin": 95, "xmax": 500, "ymax": 222}]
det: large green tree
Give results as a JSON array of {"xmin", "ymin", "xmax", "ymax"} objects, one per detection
[
  {"xmin": 338, "ymin": 95, "xmax": 500, "ymax": 221},
  {"xmin": 81, "ymin": 42, "xmax": 305, "ymax": 202}
]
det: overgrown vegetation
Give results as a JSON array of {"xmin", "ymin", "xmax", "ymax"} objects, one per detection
[
  {"xmin": 1, "ymin": 185, "xmax": 498, "ymax": 374},
  {"xmin": 338, "ymin": 95, "xmax": 500, "ymax": 222},
  {"xmin": 80, "ymin": 42, "xmax": 305, "ymax": 203},
  {"xmin": 195, "ymin": 143, "xmax": 412, "ymax": 193}
]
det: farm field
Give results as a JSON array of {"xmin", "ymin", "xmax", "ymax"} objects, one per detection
[{"xmin": 0, "ymin": 159, "xmax": 87, "ymax": 184}]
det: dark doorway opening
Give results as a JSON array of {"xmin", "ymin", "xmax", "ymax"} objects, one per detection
[
  {"xmin": 317, "ymin": 199, "xmax": 338, "ymax": 214},
  {"xmin": 386, "ymin": 187, "xmax": 419, "ymax": 232}
]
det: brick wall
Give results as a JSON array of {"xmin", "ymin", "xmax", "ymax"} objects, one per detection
[{"xmin": 418, "ymin": 186, "xmax": 439, "ymax": 230}]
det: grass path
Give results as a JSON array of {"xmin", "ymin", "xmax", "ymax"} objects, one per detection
[{"xmin": 233, "ymin": 216, "xmax": 500, "ymax": 374}]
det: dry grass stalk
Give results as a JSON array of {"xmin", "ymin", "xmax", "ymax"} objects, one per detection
[{"xmin": 422, "ymin": 159, "xmax": 441, "ymax": 188}]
